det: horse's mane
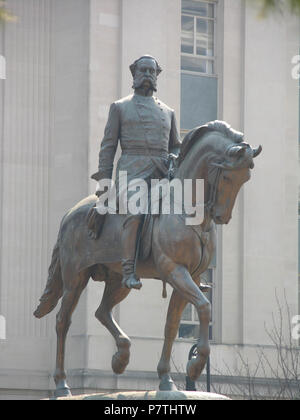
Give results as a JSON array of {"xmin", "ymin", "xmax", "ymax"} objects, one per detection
[{"xmin": 178, "ymin": 121, "xmax": 244, "ymax": 165}]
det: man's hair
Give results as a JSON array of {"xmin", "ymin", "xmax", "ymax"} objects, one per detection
[{"xmin": 129, "ymin": 55, "xmax": 162, "ymax": 77}]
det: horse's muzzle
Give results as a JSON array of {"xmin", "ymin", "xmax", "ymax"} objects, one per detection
[{"xmin": 214, "ymin": 215, "xmax": 232, "ymax": 225}]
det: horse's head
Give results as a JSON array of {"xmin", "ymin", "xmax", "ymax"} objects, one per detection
[
  {"xmin": 209, "ymin": 141, "xmax": 262, "ymax": 224},
  {"xmin": 178, "ymin": 121, "xmax": 262, "ymax": 225}
]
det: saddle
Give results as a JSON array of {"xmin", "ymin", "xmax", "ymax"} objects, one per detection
[
  {"xmin": 85, "ymin": 202, "xmax": 211, "ymax": 295},
  {"xmin": 86, "ymin": 206, "xmax": 154, "ymax": 262}
]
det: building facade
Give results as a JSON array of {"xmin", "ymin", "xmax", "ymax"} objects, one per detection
[{"xmin": 0, "ymin": 0, "xmax": 299, "ymax": 399}]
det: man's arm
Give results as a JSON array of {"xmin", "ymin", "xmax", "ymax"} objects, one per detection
[
  {"xmin": 91, "ymin": 103, "xmax": 120, "ymax": 181},
  {"xmin": 168, "ymin": 111, "xmax": 181, "ymax": 156}
]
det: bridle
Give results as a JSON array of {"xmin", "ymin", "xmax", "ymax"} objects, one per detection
[{"xmin": 205, "ymin": 164, "xmax": 223, "ymax": 216}]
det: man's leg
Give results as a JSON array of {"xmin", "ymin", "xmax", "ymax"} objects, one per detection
[{"xmin": 121, "ymin": 214, "xmax": 143, "ymax": 290}]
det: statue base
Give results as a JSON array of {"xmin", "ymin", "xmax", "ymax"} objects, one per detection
[{"xmin": 53, "ymin": 390, "xmax": 230, "ymax": 400}]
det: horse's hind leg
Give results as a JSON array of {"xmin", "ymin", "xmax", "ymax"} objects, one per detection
[
  {"xmin": 157, "ymin": 290, "xmax": 188, "ymax": 391},
  {"xmin": 95, "ymin": 271, "xmax": 131, "ymax": 375},
  {"xmin": 54, "ymin": 269, "xmax": 89, "ymax": 398}
]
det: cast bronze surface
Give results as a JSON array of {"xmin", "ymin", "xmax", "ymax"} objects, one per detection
[{"xmin": 34, "ymin": 117, "xmax": 261, "ymax": 397}]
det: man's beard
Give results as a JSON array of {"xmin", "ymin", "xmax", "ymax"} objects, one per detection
[{"xmin": 132, "ymin": 75, "xmax": 157, "ymax": 92}]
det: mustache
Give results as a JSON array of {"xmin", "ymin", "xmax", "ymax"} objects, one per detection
[{"xmin": 132, "ymin": 75, "xmax": 157, "ymax": 91}]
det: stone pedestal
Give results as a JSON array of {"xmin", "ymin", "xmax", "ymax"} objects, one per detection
[{"xmin": 54, "ymin": 390, "xmax": 230, "ymax": 400}]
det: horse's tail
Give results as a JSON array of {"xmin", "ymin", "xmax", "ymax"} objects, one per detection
[{"xmin": 34, "ymin": 240, "xmax": 63, "ymax": 319}]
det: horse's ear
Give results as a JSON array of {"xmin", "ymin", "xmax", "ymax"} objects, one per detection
[
  {"xmin": 227, "ymin": 145, "xmax": 247, "ymax": 158},
  {"xmin": 252, "ymin": 145, "xmax": 262, "ymax": 158}
]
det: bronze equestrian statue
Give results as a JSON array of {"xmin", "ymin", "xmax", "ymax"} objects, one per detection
[{"xmin": 34, "ymin": 55, "xmax": 262, "ymax": 398}]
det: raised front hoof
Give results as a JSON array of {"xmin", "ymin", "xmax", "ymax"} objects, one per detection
[
  {"xmin": 112, "ymin": 350, "xmax": 130, "ymax": 374},
  {"xmin": 34, "ymin": 299, "xmax": 57, "ymax": 319},
  {"xmin": 186, "ymin": 356, "xmax": 208, "ymax": 382},
  {"xmin": 159, "ymin": 374, "xmax": 178, "ymax": 391},
  {"xmin": 54, "ymin": 380, "xmax": 72, "ymax": 398}
]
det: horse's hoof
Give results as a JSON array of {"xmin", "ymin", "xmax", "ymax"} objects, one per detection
[
  {"xmin": 112, "ymin": 338, "xmax": 130, "ymax": 375},
  {"xmin": 34, "ymin": 299, "xmax": 58, "ymax": 319},
  {"xmin": 112, "ymin": 350, "xmax": 130, "ymax": 374},
  {"xmin": 54, "ymin": 380, "xmax": 72, "ymax": 398},
  {"xmin": 187, "ymin": 355, "xmax": 208, "ymax": 382},
  {"xmin": 159, "ymin": 374, "xmax": 178, "ymax": 391}
]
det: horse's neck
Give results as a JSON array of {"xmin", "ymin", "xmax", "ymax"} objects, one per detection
[
  {"xmin": 174, "ymin": 141, "xmax": 212, "ymax": 231},
  {"xmin": 174, "ymin": 143, "xmax": 207, "ymax": 204},
  {"xmin": 175, "ymin": 143, "xmax": 207, "ymax": 182}
]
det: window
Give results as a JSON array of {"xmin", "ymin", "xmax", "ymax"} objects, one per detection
[
  {"xmin": 181, "ymin": 0, "xmax": 216, "ymax": 75},
  {"xmin": 179, "ymin": 269, "xmax": 214, "ymax": 340},
  {"xmin": 179, "ymin": 0, "xmax": 219, "ymax": 342}
]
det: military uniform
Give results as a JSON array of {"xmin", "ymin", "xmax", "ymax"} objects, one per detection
[
  {"xmin": 92, "ymin": 92, "xmax": 181, "ymax": 289},
  {"xmin": 93, "ymin": 93, "xmax": 181, "ymax": 186}
]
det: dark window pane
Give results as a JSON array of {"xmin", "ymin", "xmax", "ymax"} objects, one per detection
[
  {"xmin": 196, "ymin": 18, "xmax": 207, "ymax": 56},
  {"xmin": 179, "ymin": 324, "xmax": 199, "ymax": 339},
  {"xmin": 182, "ymin": 303, "xmax": 192, "ymax": 321},
  {"xmin": 181, "ymin": 15, "xmax": 194, "ymax": 54},
  {"xmin": 209, "ymin": 324, "xmax": 213, "ymax": 341},
  {"xmin": 201, "ymin": 269, "xmax": 213, "ymax": 321},
  {"xmin": 196, "ymin": 18, "xmax": 214, "ymax": 57},
  {"xmin": 207, "ymin": 3, "xmax": 214, "ymax": 18},
  {"xmin": 207, "ymin": 60, "xmax": 214, "ymax": 74},
  {"xmin": 182, "ymin": 0, "xmax": 214, "ymax": 18},
  {"xmin": 179, "ymin": 323, "xmax": 213, "ymax": 340},
  {"xmin": 180, "ymin": 73, "xmax": 218, "ymax": 129},
  {"xmin": 209, "ymin": 247, "xmax": 216, "ymax": 267},
  {"xmin": 201, "ymin": 269, "xmax": 212, "ymax": 284},
  {"xmin": 181, "ymin": 55, "xmax": 207, "ymax": 73}
]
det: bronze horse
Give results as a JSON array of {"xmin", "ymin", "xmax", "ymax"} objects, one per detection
[{"xmin": 34, "ymin": 121, "xmax": 262, "ymax": 397}]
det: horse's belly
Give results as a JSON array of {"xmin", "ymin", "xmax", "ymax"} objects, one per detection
[{"xmin": 103, "ymin": 256, "xmax": 159, "ymax": 280}]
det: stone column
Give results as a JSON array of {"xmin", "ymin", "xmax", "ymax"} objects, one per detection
[
  {"xmin": 242, "ymin": 4, "xmax": 299, "ymax": 345},
  {"xmin": 0, "ymin": 0, "xmax": 90, "ymax": 397},
  {"xmin": 219, "ymin": 0, "xmax": 245, "ymax": 344}
]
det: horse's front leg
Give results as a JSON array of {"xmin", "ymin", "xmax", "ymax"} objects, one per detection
[
  {"xmin": 163, "ymin": 265, "xmax": 211, "ymax": 383},
  {"xmin": 95, "ymin": 270, "xmax": 132, "ymax": 375},
  {"xmin": 157, "ymin": 290, "xmax": 187, "ymax": 390}
]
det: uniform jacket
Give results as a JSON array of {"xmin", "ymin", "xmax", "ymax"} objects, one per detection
[{"xmin": 93, "ymin": 93, "xmax": 181, "ymax": 184}]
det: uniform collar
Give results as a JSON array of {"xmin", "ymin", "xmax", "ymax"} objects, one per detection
[{"xmin": 133, "ymin": 92, "xmax": 155, "ymax": 100}]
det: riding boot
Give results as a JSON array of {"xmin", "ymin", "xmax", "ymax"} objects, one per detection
[{"xmin": 121, "ymin": 215, "xmax": 143, "ymax": 290}]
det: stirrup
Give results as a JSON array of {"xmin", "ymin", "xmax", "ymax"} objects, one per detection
[{"xmin": 122, "ymin": 275, "xmax": 142, "ymax": 290}]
